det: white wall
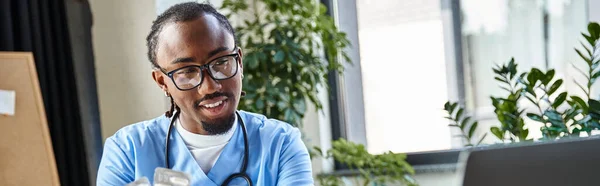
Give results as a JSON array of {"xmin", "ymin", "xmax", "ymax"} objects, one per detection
[
  {"xmin": 590, "ymin": 0, "xmax": 600, "ymax": 26},
  {"xmin": 90, "ymin": 0, "xmax": 168, "ymax": 140}
]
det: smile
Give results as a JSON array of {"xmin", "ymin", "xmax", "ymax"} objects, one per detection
[
  {"xmin": 197, "ymin": 96, "xmax": 230, "ymax": 117},
  {"xmin": 202, "ymin": 100, "xmax": 224, "ymax": 108}
]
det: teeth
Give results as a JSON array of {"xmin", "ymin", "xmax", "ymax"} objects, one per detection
[{"xmin": 203, "ymin": 100, "xmax": 223, "ymax": 108}]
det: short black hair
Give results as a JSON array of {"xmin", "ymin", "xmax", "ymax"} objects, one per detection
[{"xmin": 146, "ymin": 2, "xmax": 236, "ymax": 68}]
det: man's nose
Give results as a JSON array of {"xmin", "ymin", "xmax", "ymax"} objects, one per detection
[{"xmin": 198, "ymin": 70, "xmax": 222, "ymax": 94}]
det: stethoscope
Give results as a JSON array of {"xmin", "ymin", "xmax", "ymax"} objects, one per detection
[{"xmin": 164, "ymin": 111, "xmax": 252, "ymax": 186}]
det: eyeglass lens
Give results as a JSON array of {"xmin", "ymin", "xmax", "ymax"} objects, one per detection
[{"xmin": 171, "ymin": 55, "xmax": 238, "ymax": 90}]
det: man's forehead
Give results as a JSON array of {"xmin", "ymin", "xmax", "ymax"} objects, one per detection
[{"xmin": 156, "ymin": 16, "xmax": 234, "ymax": 64}]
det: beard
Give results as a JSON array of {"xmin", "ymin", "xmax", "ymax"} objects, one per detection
[{"xmin": 201, "ymin": 112, "xmax": 235, "ymax": 135}]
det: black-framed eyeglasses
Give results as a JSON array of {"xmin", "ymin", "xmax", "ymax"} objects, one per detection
[{"xmin": 160, "ymin": 52, "xmax": 240, "ymax": 91}]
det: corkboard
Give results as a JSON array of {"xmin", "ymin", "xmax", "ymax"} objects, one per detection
[{"xmin": 0, "ymin": 52, "xmax": 60, "ymax": 186}]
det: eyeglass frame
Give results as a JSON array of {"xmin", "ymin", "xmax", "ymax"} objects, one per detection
[{"xmin": 158, "ymin": 48, "xmax": 241, "ymax": 91}]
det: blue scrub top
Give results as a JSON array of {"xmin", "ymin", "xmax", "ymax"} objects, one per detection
[{"xmin": 97, "ymin": 110, "xmax": 314, "ymax": 186}]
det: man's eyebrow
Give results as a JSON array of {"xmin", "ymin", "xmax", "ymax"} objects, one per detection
[
  {"xmin": 206, "ymin": 46, "xmax": 232, "ymax": 59},
  {"xmin": 171, "ymin": 57, "xmax": 196, "ymax": 64},
  {"xmin": 170, "ymin": 46, "xmax": 234, "ymax": 64}
]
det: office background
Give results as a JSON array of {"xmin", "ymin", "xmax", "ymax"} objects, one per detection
[{"xmin": 2, "ymin": 0, "xmax": 600, "ymax": 185}]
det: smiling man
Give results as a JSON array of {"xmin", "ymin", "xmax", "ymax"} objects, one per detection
[{"xmin": 96, "ymin": 2, "xmax": 313, "ymax": 186}]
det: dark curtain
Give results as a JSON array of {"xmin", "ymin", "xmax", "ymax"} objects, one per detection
[
  {"xmin": 65, "ymin": 0, "xmax": 103, "ymax": 184},
  {"xmin": 0, "ymin": 0, "xmax": 90, "ymax": 185}
]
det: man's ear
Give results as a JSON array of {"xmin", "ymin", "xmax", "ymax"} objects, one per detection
[
  {"xmin": 237, "ymin": 46, "xmax": 244, "ymax": 72},
  {"xmin": 152, "ymin": 69, "xmax": 168, "ymax": 91}
]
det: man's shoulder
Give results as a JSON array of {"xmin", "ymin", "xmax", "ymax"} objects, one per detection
[
  {"xmin": 238, "ymin": 110, "xmax": 300, "ymax": 138},
  {"xmin": 107, "ymin": 115, "xmax": 169, "ymax": 145}
]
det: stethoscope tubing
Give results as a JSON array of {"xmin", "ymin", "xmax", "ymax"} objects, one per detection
[{"xmin": 164, "ymin": 111, "xmax": 252, "ymax": 186}]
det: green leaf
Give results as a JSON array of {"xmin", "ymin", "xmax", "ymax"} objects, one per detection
[
  {"xmin": 460, "ymin": 117, "xmax": 471, "ymax": 130},
  {"xmin": 277, "ymin": 100, "xmax": 287, "ymax": 109},
  {"xmin": 525, "ymin": 95, "xmax": 538, "ymax": 105},
  {"xmin": 284, "ymin": 108, "xmax": 295, "ymax": 123},
  {"xmin": 574, "ymin": 81, "xmax": 589, "ymax": 96},
  {"xmin": 547, "ymin": 79, "xmax": 563, "ymax": 95},
  {"xmin": 544, "ymin": 110, "xmax": 565, "ymax": 128},
  {"xmin": 565, "ymin": 108, "xmax": 582, "ymax": 121},
  {"xmin": 572, "ymin": 128, "xmax": 582, "ymax": 135},
  {"xmin": 495, "ymin": 77, "xmax": 508, "ymax": 84},
  {"xmin": 256, "ymin": 99, "xmax": 265, "ymax": 110},
  {"xmin": 293, "ymin": 99, "xmax": 307, "ymax": 115},
  {"xmin": 589, "ymin": 99, "xmax": 600, "ymax": 112},
  {"xmin": 476, "ymin": 133, "xmax": 487, "ymax": 145},
  {"xmin": 469, "ymin": 122, "xmax": 478, "ymax": 138},
  {"xmin": 552, "ymin": 92, "xmax": 567, "ymax": 109},
  {"xmin": 534, "ymin": 68, "xmax": 544, "ymax": 84},
  {"xmin": 246, "ymin": 35, "xmax": 254, "ymax": 45},
  {"xmin": 519, "ymin": 72, "xmax": 528, "ymax": 80},
  {"xmin": 490, "ymin": 127, "xmax": 503, "ymax": 140},
  {"xmin": 588, "ymin": 22, "xmax": 600, "ymax": 39},
  {"xmin": 500, "ymin": 86, "xmax": 512, "ymax": 93},
  {"xmin": 526, "ymin": 113, "xmax": 544, "ymax": 122},
  {"xmin": 582, "ymin": 42, "xmax": 593, "ymax": 57},
  {"xmin": 508, "ymin": 58, "xmax": 518, "ymax": 79},
  {"xmin": 246, "ymin": 54, "xmax": 259, "ymax": 69},
  {"xmin": 592, "ymin": 71, "xmax": 600, "ymax": 84},
  {"xmin": 450, "ymin": 103, "xmax": 458, "ymax": 113},
  {"xmin": 591, "ymin": 120, "xmax": 600, "ymax": 129},
  {"xmin": 520, "ymin": 129, "xmax": 529, "ymax": 140},
  {"xmin": 525, "ymin": 86, "xmax": 537, "ymax": 98},
  {"xmin": 313, "ymin": 146, "xmax": 323, "ymax": 156},
  {"xmin": 543, "ymin": 69, "xmax": 555, "ymax": 86},
  {"xmin": 583, "ymin": 33, "xmax": 595, "ymax": 46},
  {"xmin": 527, "ymin": 69, "xmax": 538, "ymax": 85},
  {"xmin": 493, "ymin": 67, "xmax": 501, "ymax": 74},
  {"xmin": 576, "ymin": 49, "xmax": 592, "ymax": 65},
  {"xmin": 544, "ymin": 110, "xmax": 562, "ymax": 120},
  {"xmin": 456, "ymin": 108, "xmax": 464, "ymax": 120},
  {"xmin": 274, "ymin": 50, "xmax": 285, "ymax": 63},
  {"xmin": 576, "ymin": 115, "xmax": 592, "ymax": 124},
  {"xmin": 244, "ymin": 92, "xmax": 257, "ymax": 100},
  {"xmin": 547, "ymin": 126, "xmax": 565, "ymax": 133},
  {"xmin": 571, "ymin": 96, "xmax": 589, "ymax": 113},
  {"xmin": 257, "ymin": 52, "xmax": 267, "ymax": 61},
  {"xmin": 572, "ymin": 63, "xmax": 590, "ymax": 80}
]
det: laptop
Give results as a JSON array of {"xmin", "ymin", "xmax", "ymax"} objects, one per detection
[{"xmin": 457, "ymin": 136, "xmax": 600, "ymax": 186}]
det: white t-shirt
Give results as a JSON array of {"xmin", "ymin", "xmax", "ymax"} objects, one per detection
[{"xmin": 174, "ymin": 116, "xmax": 237, "ymax": 174}]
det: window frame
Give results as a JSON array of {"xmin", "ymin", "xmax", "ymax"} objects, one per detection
[
  {"xmin": 325, "ymin": 0, "xmax": 599, "ymax": 174},
  {"xmin": 323, "ymin": 0, "xmax": 467, "ymax": 171}
]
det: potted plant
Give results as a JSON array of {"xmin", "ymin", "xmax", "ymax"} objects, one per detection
[
  {"xmin": 445, "ymin": 22, "xmax": 600, "ymax": 146},
  {"xmin": 312, "ymin": 139, "xmax": 418, "ymax": 186},
  {"xmin": 220, "ymin": 0, "xmax": 350, "ymax": 128}
]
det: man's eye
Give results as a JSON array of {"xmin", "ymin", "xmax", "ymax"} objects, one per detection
[
  {"xmin": 177, "ymin": 68, "xmax": 198, "ymax": 74},
  {"xmin": 214, "ymin": 59, "xmax": 228, "ymax": 65}
]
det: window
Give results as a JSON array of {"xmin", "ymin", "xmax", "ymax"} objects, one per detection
[
  {"xmin": 462, "ymin": 0, "xmax": 589, "ymax": 142},
  {"xmin": 330, "ymin": 0, "xmax": 591, "ymax": 157},
  {"xmin": 356, "ymin": 0, "xmax": 452, "ymax": 154}
]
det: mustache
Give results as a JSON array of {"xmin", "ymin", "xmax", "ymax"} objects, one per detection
[{"xmin": 195, "ymin": 92, "xmax": 234, "ymax": 105}]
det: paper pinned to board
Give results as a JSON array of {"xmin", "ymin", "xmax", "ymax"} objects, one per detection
[{"xmin": 0, "ymin": 89, "xmax": 16, "ymax": 116}]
